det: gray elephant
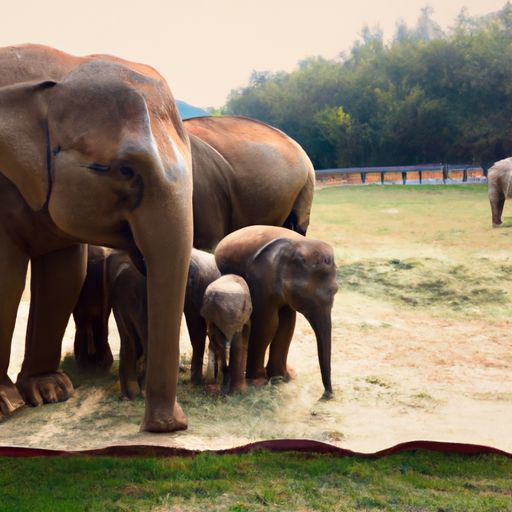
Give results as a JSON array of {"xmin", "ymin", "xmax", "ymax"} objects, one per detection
[
  {"xmin": 215, "ymin": 225, "xmax": 338, "ymax": 399},
  {"xmin": 0, "ymin": 44, "xmax": 191, "ymax": 432},
  {"xmin": 488, "ymin": 157, "xmax": 512, "ymax": 226},
  {"xmin": 201, "ymin": 275, "xmax": 252, "ymax": 393}
]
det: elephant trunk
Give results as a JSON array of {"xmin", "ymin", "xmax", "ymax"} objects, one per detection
[
  {"xmin": 307, "ymin": 310, "xmax": 333, "ymax": 400},
  {"xmin": 128, "ymin": 178, "xmax": 192, "ymax": 432}
]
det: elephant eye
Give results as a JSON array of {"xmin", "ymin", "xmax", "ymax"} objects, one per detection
[
  {"xmin": 119, "ymin": 165, "xmax": 135, "ymax": 178},
  {"xmin": 83, "ymin": 163, "xmax": 111, "ymax": 173}
]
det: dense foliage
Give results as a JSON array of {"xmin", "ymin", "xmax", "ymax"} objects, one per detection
[{"xmin": 223, "ymin": 4, "xmax": 512, "ymax": 169}]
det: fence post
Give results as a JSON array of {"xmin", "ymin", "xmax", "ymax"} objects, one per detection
[
  {"xmin": 419, "ymin": 170, "xmax": 422, "ymax": 184},
  {"xmin": 360, "ymin": 171, "xmax": 366, "ymax": 184},
  {"xmin": 401, "ymin": 171, "xmax": 407, "ymax": 185},
  {"xmin": 463, "ymin": 167, "xmax": 468, "ymax": 182},
  {"xmin": 381, "ymin": 171, "xmax": 384, "ymax": 184},
  {"xmin": 442, "ymin": 164, "xmax": 448, "ymax": 183}
]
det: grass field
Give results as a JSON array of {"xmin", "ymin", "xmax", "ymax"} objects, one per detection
[
  {"xmin": 1, "ymin": 450, "xmax": 511, "ymax": 511},
  {"xmin": 2, "ymin": 184, "xmax": 512, "ymax": 510}
]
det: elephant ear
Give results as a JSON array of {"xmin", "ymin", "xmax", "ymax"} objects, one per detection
[
  {"xmin": 0, "ymin": 80, "xmax": 57, "ymax": 211},
  {"xmin": 251, "ymin": 237, "xmax": 295, "ymax": 266}
]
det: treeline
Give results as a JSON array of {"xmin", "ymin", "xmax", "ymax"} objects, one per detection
[{"xmin": 222, "ymin": 4, "xmax": 512, "ymax": 169}]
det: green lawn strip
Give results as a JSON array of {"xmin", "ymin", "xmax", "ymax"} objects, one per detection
[{"xmin": 1, "ymin": 450, "xmax": 511, "ymax": 511}]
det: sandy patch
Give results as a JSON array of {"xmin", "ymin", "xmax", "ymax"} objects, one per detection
[{"xmin": 2, "ymin": 289, "xmax": 511, "ymax": 453}]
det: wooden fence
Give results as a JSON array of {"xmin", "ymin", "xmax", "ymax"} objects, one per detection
[{"xmin": 315, "ymin": 164, "xmax": 487, "ymax": 186}]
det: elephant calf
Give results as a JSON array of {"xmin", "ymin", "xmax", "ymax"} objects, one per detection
[
  {"xmin": 488, "ymin": 157, "xmax": 512, "ymax": 227},
  {"xmin": 74, "ymin": 247, "xmax": 224, "ymax": 397},
  {"xmin": 200, "ymin": 275, "xmax": 252, "ymax": 393},
  {"xmin": 215, "ymin": 225, "xmax": 338, "ymax": 399}
]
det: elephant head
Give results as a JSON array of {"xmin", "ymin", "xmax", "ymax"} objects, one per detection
[
  {"xmin": 200, "ymin": 275, "xmax": 252, "ymax": 393},
  {"xmin": 0, "ymin": 60, "xmax": 193, "ymax": 432},
  {"xmin": 252, "ymin": 236, "xmax": 338, "ymax": 399}
]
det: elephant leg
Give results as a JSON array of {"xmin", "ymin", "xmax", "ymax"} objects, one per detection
[
  {"xmin": 0, "ymin": 229, "xmax": 29, "ymax": 418},
  {"xmin": 246, "ymin": 307, "xmax": 278, "ymax": 383},
  {"xmin": 185, "ymin": 306, "xmax": 207, "ymax": 385},
  {"xmin": 17, "ymin": 244, "xmax": 87, "ymax": 406},
  {"xmin": 117, "ymin": 313, "xmax": 141, "ymax": 400},
  {"xmin": 91, "ymin": 310, "xmax": 113, "ymax": 369},
  {"xmin": 266, "ymin": 306, "xmax": 296, "ymax": 381},
  {"xmin": 491, "ymin": 193, "xmax": 505, "ymax": 227},
  {"xmin": 228, "ymin": 323, "xmax": 250, "ymax": 393},
  {"xmin": 73, "ymin": 250, "xmax": 113, "ymax": 370}
]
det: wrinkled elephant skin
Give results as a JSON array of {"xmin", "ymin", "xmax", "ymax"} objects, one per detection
[{"xmin": 0, "ymin": 44, "xmax": 193, "ymax": 433}]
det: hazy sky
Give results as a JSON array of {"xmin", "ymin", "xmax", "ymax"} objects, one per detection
[{"xmin": 0, "ymin": 0, "xmax": 506, "ymax": 107}]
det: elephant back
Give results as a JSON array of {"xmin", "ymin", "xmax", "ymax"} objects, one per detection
[{"xmin": 215, "ymin": 225, "xmax": 303, "ymax": 276}]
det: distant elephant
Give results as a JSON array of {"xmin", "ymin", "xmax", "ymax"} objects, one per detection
[
  {"xmin": 201, "ymin": 275, "xmax": 252, "ymax": 393},
  {"xmin": 215, "ymin": 226, "xmax": 338, "ymax": 399},
  {"xmin": 487, "ymin": 157, "xmax": 512, "ymax": 226},
  {"xmin": 0, "ymin": 44, "xmax": 192, "ymax": 432},
  {"xmin": 74, "ymin": 115, "xmax": 316, "ymax": 367}
]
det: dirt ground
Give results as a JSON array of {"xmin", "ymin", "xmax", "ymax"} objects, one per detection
[{"xmin": 1, "ymin": 185, "xmax": 511, "ymax": 453}]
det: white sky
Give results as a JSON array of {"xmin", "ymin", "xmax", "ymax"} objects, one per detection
[{"xmin": 0, "ymin": 0, "xmax": 506, "ymax": 107}]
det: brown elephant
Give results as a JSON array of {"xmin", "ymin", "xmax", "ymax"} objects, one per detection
[
  {"xmin": 74, "ymin": 114, "xmax": 316, "ymax": 367},
  {"xmin": 78, "ymin": 248, "xmax": 221, "ymax": 398},
  {"xmin": 201, "ymin": 275, "xmax": 252, "ymax": 393},
  {"xmin": 0, "ymin": 44, "xmax": 192, "ymax": 432},
  {"xmin": 215, "ymin": 226, "xmax": 338, "ymax": 399},
  {"xmin": 186, "ymin": 116, "xmax": 315, "ymax": 249},
  {"xmin": 487, "ymin": 157, "xmax": 512, "ymax": 227}
]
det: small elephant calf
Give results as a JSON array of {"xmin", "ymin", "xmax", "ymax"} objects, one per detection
[
  {"xmin": 200, "ymin": 275, "xmax": 252, "ymax": 393},
  {"xmin": 215, "ymin": 225, "xmax": 338, "ymax": 399}
]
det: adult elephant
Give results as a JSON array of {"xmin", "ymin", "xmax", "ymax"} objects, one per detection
[
  {"xmin": 74, "ymin": 115, "xmax": 316, "ymax": 367},
  {"xmin": 487, "ymin": 157, "xmax": 512, "ymax": 227},
  {"xmin": 0, "ymin": 44, "xmax": 192, "ymax": 432},
  {"xmin": 186, "ymin": 115, "xmax": 314, "ymax": 249}
]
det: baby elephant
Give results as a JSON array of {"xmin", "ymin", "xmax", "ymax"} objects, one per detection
[
  {"xmin": 112, "ymin": 248, "xmax": 221, "ymax": 398},
  {"xmin": 200, "ymin": 275, "xmax": 252, "ymax": 393},
  {"xmin": 215, "ymin": 225, "xmax": 338, "ymax": 399}
]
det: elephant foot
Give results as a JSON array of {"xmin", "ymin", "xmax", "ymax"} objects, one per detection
[
  {"xmin": 247, "ymin": 377, "xmax": 268, "ymax": 388},
  {"xmin": 75, "ymin": 350, "xmax": 114, "ymax": 371},
  {"xmin": 229, "ymin": 381, "xmax": 248, "ymax": 394},
  {"xmin": 141, "ymin": 401, "xmax": 188, "ymax": 433},
  {"xmin": 120, "ymin": 378, "xmax": 142, "ymax": 400},
  {"xmin": 266, "ymin": 364, "xmax": 296, "ymax": 382},
  {"xmin": 0, "ymin": 379, "xmax": 25, "ymax": 418},
  {"xmin": 320, "ymin": 389, "xmax": 334, "ymax": 401},
  {"xmin": 17, "ymin": 371, "xmax": 74, "ymax": 407}
]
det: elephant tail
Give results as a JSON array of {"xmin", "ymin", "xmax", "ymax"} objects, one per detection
[{"xmin": 283, "ymin": 162, "xmax": 315, "ymax": 236}]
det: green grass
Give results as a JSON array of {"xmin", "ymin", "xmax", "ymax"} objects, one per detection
[{"xmin": 1, "ymin": 450, "xmax": 511, "ymax": 511}]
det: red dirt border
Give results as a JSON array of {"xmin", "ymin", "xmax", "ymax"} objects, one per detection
[{"xmin": 0, "ymin": 440, "xmax": 511, "ymax": 458}]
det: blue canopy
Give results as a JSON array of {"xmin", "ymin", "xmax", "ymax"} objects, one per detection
[{"xmin": 176, "ymin": 100, "xmax": 210, "ymax": 120}]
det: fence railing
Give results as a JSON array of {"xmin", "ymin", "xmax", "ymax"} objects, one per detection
[{"xmin": 315, "ymin": 164, "xmax": 487, "ymax": 186}]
